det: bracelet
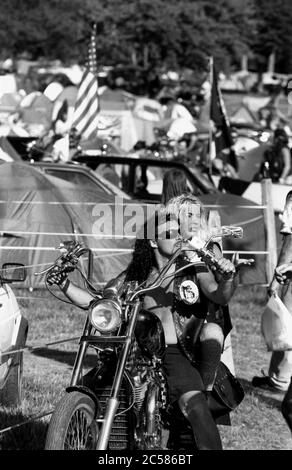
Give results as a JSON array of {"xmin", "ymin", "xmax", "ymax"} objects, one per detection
[{"xmin": 60, "ymin": 278, "xmax": 70, "ymax": 294}]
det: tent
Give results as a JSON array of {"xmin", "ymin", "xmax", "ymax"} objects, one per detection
[
  {"xmin": 19, "ymin": 92, "xmax": 53, "ymax": 135},
  {"xmin": 0, "ymin": 92, "xmax": 22, "ymax": 114},
  {"xmin": 0, "ymin": 74, "xmax": 17, "ymax": 99},
  {"xmin": 0, "ymin": 137, "xmax": 22, "ymax": 161},
  {"xmin": 230, "ymin": 105, "xmax": 259, "ymax": 127},
  {"xmin": 237, "ymin": 143, "xmax": 270, "ymax": 181},
  {"xmin": 0, "ymin": 162, "xmax": 134, "ymax": 288},
  {"xmin": 53, "ymin": 86, "xmax": 159, "ymax": 151}
]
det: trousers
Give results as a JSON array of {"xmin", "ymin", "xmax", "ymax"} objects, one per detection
[{"xmin": 268, "ymin": 350, "xmax": 292, "ymax": 391}]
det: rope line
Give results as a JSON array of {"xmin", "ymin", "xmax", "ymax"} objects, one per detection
[
  {"xmin": 0, "ymin": 246, "xmax": 269, "ymax": 256},
  {"xmin": 0, "ymin": 246, "xmax": 133, "ymax": 252},
  {"xmin": 0, "ymin": 229, "xmax": 137, "ymax": 238},
  {"xmin": 0, "ymin": 411, "xmax": 53, "ymax": 435},
  {"xmin": 0, "ymin": 200, "xmax": 268, "ymax": 210},
  {"xmin": 0, "ymin": 335, "xmax": 80, "ymax": 359}
]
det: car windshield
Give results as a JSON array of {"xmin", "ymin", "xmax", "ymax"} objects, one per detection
[{"xmin": 42, "ymin": 168, "xmax": 114, "ymax": 194}]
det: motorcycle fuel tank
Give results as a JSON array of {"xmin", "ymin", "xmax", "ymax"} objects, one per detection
[{"xmin": 135, "ymin": 310, "xmax": 166, "ymax": 359}]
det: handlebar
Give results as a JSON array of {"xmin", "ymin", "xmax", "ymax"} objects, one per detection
[
  {"xmin": 34, "ymin": 241, "xmax": 93, "ymax": 279},
  {"xmin": 129, "ymin": 235, "xmax": 254, "ymax": 302}
]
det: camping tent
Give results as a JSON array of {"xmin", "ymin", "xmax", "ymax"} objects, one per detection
[
  {"xmin": 237, "ymin": 143, "xmax": 270, "ymax": 181},
  {"xmin": 53, "ymin": 85, "xmax": 159, "ymax": 151},
  {"xmin": 0, "ymin": 162, "xmax": 134, "ymax": 288},
  {"xmin": 19, "ymin": 92, "xmax": 53, "ymax": 136},
  {"xmin": 0, "ymin": 137, "xmax": 22, "ymax": 161}
]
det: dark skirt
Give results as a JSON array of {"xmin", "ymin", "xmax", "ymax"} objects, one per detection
[{"xmin": 163, "ymin": 343, "xmax": 204, "ymax": 403}]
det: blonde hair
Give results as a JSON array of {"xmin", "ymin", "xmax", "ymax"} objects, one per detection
[{"xmin": 165, "ymin": 194, "xmax": 210, "ymax": 240}]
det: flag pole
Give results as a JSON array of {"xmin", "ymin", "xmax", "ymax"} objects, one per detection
[{"xmin": 208, "ymin": 55, "xmax": 214, "ymax": 178}]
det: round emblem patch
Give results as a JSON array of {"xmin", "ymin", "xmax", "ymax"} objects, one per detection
[{"xmin": 179, "ymin": 280, "xmax": 199, "ymax": 305}]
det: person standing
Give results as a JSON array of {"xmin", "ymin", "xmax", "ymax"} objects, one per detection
[
  {"xmin": 252, "ymin": 191, "xmax": 292, "ymax": 392},
  {"xmin": 269, "ymin": 262, "xmax": 292, "ymax": 432},
  {"xmin": 258, "ymin": 128, "xmax": 291, "ymax": 184}
]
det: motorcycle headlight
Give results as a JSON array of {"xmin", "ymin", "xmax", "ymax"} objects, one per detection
[{"xmin": 90, "ymin": 299, "xmax": 122, "ymax": 333}]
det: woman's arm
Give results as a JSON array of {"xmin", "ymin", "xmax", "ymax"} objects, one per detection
[
  {"xmin": 197, "ymin": 258, "xmax": 239, "ymax": 305},
  {"xmin": 60, "ymin": 270, "xmax": 128, "ymax": 306},
  {"xmin": 47, "ymin": 269, "xmax": 127, "ymax": 308},
  {"xmin": 59, "ymin": 279, "xmax": 95, "ymax": 307}
]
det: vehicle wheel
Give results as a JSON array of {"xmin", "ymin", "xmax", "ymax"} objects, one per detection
[
  {"xmin": 0, "ymin": 353, "xmax": 23, "ymax": 407},
  {"xmin": 45, "ymin": 391, "xmax": 99, "ymax": 450}
]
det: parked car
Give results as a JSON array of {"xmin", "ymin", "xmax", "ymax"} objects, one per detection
[
  {"xmin": 30, "ymin": 160, "xmax": 130, "ymax": 199},
  {"xmin": 71, "ymin": 153, "xmax": 218, "ymax": 203},
  {"xmin": 0, "ymin": 262, "xmax": 28, "ymax": 406},
  {"xmin": 29, "ymin": 157, "xmax": 276, "ymax": 286}
]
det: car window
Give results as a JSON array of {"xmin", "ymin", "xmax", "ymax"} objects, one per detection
[
  {"xmin": 95, "ymin": 163, "xmax": 131, "ymax": 193},
  {"xmin": 43, "ymin": 168, "xmax": 109, "ymax": 193}
]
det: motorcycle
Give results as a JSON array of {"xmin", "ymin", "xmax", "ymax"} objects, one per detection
[{"xmin": 35, "ymin": 229, "xmax": 253, "ymax": 450}]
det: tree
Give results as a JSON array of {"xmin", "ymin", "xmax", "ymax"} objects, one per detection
[
  {"xmin": 0, "ymin": 0, "xmax": 291, "ymax": 75},
  {"xmin": 253, "ymin": 0, "xmax": 292, "ymax": 73}
]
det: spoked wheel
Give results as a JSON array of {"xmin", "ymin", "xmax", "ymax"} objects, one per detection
[{"xmin": 45, "ymin": 391, "xmax": 99, "ymax": 450}]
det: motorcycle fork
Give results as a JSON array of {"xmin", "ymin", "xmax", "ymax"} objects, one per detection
[
  {"xmin": 70, "ymin": 317, "xmax": 91, "ymax": 386},
  {"xmin": 96, "ymin": 300, "xmax": 140, "ymax": 450}
]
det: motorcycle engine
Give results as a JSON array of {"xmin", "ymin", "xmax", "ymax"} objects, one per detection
[{"xmin": 132, "ymin": 369, "xmax": 150, "ymax": 410}]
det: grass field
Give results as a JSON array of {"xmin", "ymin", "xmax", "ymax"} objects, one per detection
[{"xmin": 0, "ymin": 285, "xmax": 291, "ymax": 451}]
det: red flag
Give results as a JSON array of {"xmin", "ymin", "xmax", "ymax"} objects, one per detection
[
  {"xmin": 210, "ymin": 60, "xmax": 237, "ymax": 170},
  {"xmin": 72, "ymin": 24, "xmax": 99, "ymax": 140}
]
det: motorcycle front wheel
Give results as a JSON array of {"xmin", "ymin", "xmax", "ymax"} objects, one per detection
[{"xmin": 45, "ymin": 391, "xmax": 99, "ymax": 450}]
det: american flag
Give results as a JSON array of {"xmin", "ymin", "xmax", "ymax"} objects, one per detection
[{"xmin": 71, "ymin": 23, "xmax": 99, "ymax": 140}]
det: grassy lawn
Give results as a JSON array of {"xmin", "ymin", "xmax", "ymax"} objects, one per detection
[{"xmin": 0, "ymin": 285, "xmax": 291, "ymax": 450}]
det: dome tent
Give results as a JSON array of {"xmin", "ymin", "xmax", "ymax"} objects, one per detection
[{"xmin": 0, "ymin": 162, "xmax": 133, "ymax": 288}]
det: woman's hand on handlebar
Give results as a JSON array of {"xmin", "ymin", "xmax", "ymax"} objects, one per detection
[
  {"xmin": 210, "ymin": 257, "xmax": 236, "ymax": 279},
  {"xmin": 209, "ymin": 252, "xmax": 254, "ymax": 280},
  {"xmin": 47, "ymin": 266, "xmax": 69, "ymax": 287}
]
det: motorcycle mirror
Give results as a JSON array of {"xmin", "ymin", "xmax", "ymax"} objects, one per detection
[{"xmin": 1, "ymin": 263, "xmax": 27, "ymax": 283}]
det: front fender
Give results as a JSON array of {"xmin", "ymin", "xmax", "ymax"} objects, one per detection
[{"xmin": 66, "ymin": 385, "xmax": 101, "ymax": 419}]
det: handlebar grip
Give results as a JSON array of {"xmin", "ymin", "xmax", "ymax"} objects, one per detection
[{"xmin": 220, "ymin": 226, "xmax": 243, "ymax": 238}]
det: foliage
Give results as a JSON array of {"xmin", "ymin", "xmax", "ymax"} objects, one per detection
[
  {"xmin": 253, "ymin": 0, "xmax": 292, "ymax": 74},
  {"xmin": 0, "ymin": 0, "xmax": 291, "ymax": 74}
]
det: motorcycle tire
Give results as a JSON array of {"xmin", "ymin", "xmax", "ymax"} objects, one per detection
[
  {"xmin": 0, "ymin": 353, "xmax": 23, "ymax": 407},
  {"xmin": 45, "ymin": 391, "xmax": 99, "ymax": 450}
]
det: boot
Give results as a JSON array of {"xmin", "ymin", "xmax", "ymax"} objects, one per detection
[{"xmin": 179, "ymin": 392, "xmax": 222, "ymax": 450}]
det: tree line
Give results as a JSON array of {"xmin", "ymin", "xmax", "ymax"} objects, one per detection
[{"xmin": 1, "ymin": 0, "xmax": 292, "ymax": 75}]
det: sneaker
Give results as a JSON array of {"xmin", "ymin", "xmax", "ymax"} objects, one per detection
[{"xmin": 251, "ymin": 376, "xmax": 286, "ymax": 393}]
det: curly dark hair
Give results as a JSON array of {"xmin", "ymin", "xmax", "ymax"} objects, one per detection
[
  {"xmin": 125, "ymin": 238, "xmax": 157, "ymax": 284},
  {"xmin": 124, "ymin": 209, "xmax": 171, "ymax": 284}
]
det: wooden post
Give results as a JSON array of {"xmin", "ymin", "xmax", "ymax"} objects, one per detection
[{"xmin": 261, "ymin": 179, "xmax": 277, "ymax": 284}]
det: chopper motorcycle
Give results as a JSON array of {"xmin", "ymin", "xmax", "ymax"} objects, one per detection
[{"xmin": 36, "ymin": 228, "xmax": 252, "ymax": 450}]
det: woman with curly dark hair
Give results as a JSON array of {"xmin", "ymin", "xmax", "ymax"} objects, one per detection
[{"xmin": 46, "ymin": 196, "xmax": 240, "ymax": 450}]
